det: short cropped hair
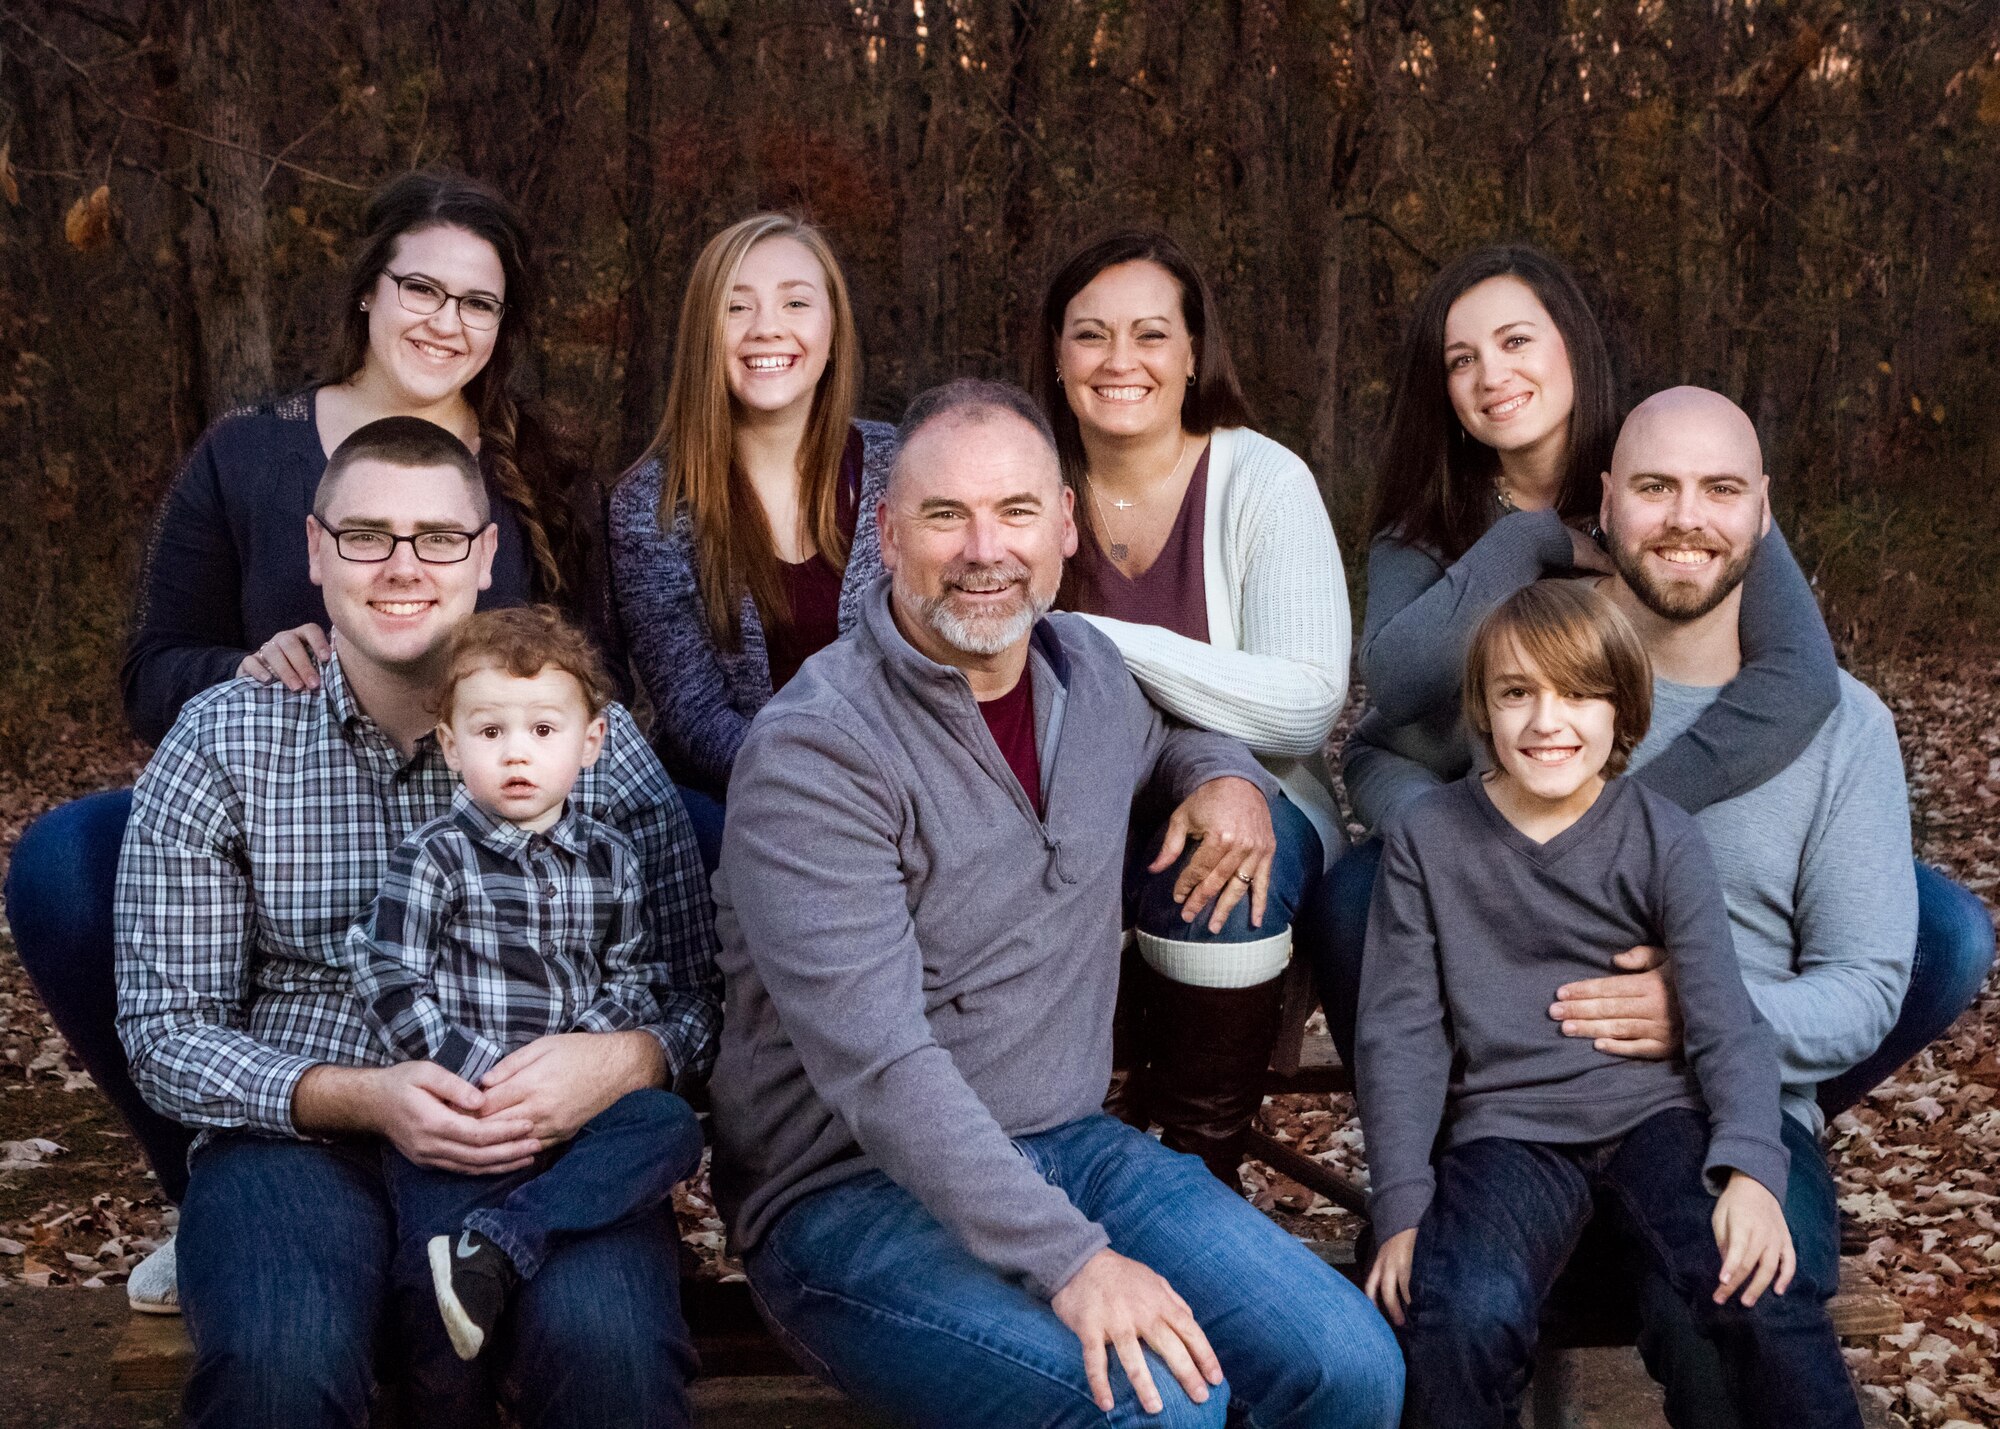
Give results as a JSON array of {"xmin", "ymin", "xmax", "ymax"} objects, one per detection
[
  {"xmin": 315, "ymin": 416, "xmax": 489, "ymax": 524},
  {"xmin": 435, "ymin": 605, "xmax": 613, "ymax": 723},
  {"xmin": 893, "ymin": 378, "xmax": 1058, "ymax": 486},
  {"xmin": 1463, "ymin": 581, "xmax": 1653, "ymax": 779}
]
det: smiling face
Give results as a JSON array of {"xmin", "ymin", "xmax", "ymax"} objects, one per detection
[
  {"xmin": 437, "ymin": 663, "xmax": 606, "ymax": 832},
  {"xmin": 306, "ymin": 458, "xmax": 496, "ymax": 680},
  {"xmin": 879, "ymin": 409, "xmax": 1077, "ymax": 664},
  {"xmin": 1056, "ymin": 260, "xmax": 1196, "ymax": 444},
  {"xmin": 1481, "ymin": 635, "xmax": 1617, "ymax": 812},
  {"xmin": 1443, "ymin": 275, "xmax": 1575, "ymax": 468},
  {"xmin": 722, "ymin": 235, "xmax": 835, "ymax": 422},
  {"xmin": 1602, "ymin": 390, "xmax": 1769, "ymax": 624},
  {"xmin": 361, "ymin": 224, "xmax": 506, "ymax": 411}
]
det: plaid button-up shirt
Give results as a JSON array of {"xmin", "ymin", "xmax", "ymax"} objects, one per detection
[
  {"xmin": 114, "ymin": 653, "xmax": 721, "ymax": 1140},
  {"xmin": 343, "ymin": 788, "xmax": 658, "ymax": 1086}
]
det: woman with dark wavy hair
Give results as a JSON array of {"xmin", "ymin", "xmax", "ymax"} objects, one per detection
[
  {"xmin": 1031, "ymin": 230, "xmax": 1350, "ymax": 1191},
  {"xmin": 5, "ymin": 168, "xmax": 614, "ymax": 1317},
  {"xmin": 1315, "ymin": 243, "xmax": 1841, "ymax": 1067}
]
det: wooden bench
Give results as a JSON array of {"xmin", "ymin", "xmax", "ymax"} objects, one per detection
[{"xmin": 111, "ymin": 985, "xmax": 1900, "ymax": 1398}]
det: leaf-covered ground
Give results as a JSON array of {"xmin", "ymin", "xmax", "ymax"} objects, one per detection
[{"xmin": 1, "ymin": 656, "xmax": 1994, "ymax": 1424}]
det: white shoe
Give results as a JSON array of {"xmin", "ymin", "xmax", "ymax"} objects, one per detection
[{"xmin": 127, "ymin": 1235, "xmax": 180, "ymax": 1315}]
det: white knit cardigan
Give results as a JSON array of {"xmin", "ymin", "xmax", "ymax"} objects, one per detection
[{"xmin": 1077, "ymin": 426, "xmax": 1352, "ymax": 868}]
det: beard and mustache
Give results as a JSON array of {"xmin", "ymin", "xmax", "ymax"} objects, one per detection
[
  {"xmin": 1609, "ymin": 528, "xmax": 1756, "ymax": 622},
  {"xmin": 905, "ymin": 559, "xmax": 1054, "ymax": 656}
]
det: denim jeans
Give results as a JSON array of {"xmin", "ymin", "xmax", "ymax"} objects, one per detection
[
  {"xmin": 1126, "ymin": 792, "xmax": 1324, "ymax": 958},
  {"xmin": 675, "ymin": 784, "xmax": 725, "ymax": 877},
  {"xmin": 1400, "ymin": 1110, "xmax": 1859, "ymax": 1429},
  {"xmin": 746, "ymin": 1113, "xmax": 1403, "ymax": 1429},
  {"xmin": 385, "ymin": 1088, "xmax": 703, "ymax": 1280},
  {"xmin": 4, "ymin": 787, "xmax": 196, "ymax": 1199},
  {"xmin": 1309, "ymin": 844, "xmax": 1992, "ymax": 1095},
  {"xmin": 1629, "ymin": 1112, "xmax": 1848, "ymax": 1429},
  {"xmin": 178, "ymin": 1129, "xmax": 698, "ymax": 1429}
]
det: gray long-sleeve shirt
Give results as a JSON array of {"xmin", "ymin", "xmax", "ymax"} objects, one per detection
[
  {"xmin": 1632, "ymin": 672, "xmax": 1917, "ymax": 1133},
  {"xmin": 708, "ymin": 577, "xmax": 1278, "ymax": 1299},
  {"xmin": 1341, "ymin": 514, "xmax": 1839, "ymax": 831},
  {"xmin": 1355, "ymin": 775, "xmax": 1789, "ymax": 1243}
]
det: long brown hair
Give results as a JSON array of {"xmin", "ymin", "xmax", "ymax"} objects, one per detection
[
  {"xmin": 1372, "ymin": 244, "xmax": 1616, "ymax": 563},
  {"xmin": 634, "ymin": 214, "xmax": 861, "ymax": 649},
  {"xmin": 321, "ymin": 170, "xmax": 579, "ymax": 599}
]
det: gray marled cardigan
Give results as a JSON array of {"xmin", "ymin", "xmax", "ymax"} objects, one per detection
[{"xmin": 608, "ymin": 420, "xmax": 898, "ymax": 791}]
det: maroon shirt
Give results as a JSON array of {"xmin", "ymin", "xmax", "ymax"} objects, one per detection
[
  {"xmin": 976, "ymin": 665, "xmax": 1043, "ymax": 817},
  {"xmin": 1066, "ymin": 444, "xmax": 1211, "ymax": 643},
  {"xmin": 764, "ymin": 429, "xmax": 864, "ymax": 693}
]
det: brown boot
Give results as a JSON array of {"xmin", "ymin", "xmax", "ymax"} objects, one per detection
[
  {"xmin": 1143, "ymin": 971, "xmax": 1286, "ymax": 1190},
  {"xmin": 1103, "ymin": 949, "xmax": 1157, "ymax": 1130}
]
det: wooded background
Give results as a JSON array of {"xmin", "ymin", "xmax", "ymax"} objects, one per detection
[{"xmin": 2, "ymin": 1, "xmax": 1997, "ymax": 770}]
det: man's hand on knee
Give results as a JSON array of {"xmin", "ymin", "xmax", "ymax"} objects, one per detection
[
  {"xmin": 1549, "ymin": 945, "xmax": 1682, "ymax": 1059},
  {"xmin": 1051, "ymin": 1248, "xmax": 1224, "ymax": 1415},
  {"xmin": 294, "ymin": 1061, "xmax": 541, "ymax": 1174},
  {"xmin": 1150, "ymin": 777, "xmax": 1277, "ymax": 934}
]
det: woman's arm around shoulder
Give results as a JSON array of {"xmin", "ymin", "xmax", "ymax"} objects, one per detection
[
  {"xmin": 1358, "ymin": 507, "xmax": 1575, "ymax": 727},
  {"xmin": 121, "ymin": 407, "xmax": 273, "ymax": 744},
  {"xmin": 1631, "ymin": 525, "xmax": 1839, "ymax": 813}
]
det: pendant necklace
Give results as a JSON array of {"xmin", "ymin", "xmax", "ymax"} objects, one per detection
[{"xmin": 1091, "ymin": 431, "xmax": 1190, "ymax": 565}]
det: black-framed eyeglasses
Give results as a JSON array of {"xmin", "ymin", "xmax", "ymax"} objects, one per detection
[
  {"xmin": 381, "ymin": 270, "xmax": 506, "ymax": 330},
  {"xmin": 323, "ymin": 526, "xmax": 488, "ymax": 563}
]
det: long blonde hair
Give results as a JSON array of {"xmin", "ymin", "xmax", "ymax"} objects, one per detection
[{"xmin": 636, "ymin": 214, "xmax": 861, "ymax": 649}]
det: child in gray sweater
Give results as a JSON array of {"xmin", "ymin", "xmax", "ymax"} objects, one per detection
[{"xmin": 1355, "ymin": 581, "xmax": 1859, "ymax": 1429}]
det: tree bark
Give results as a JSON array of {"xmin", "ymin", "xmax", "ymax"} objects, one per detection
[
  {"xmin": 176, "ymin": 0, "xmax": 276, "ymax": 419},
  {"xmin": 618, "ymin": 0, "xmax": 668, "ymax": 467}
]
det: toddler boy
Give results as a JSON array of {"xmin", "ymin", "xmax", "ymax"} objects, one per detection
[
  {"xmin": 1354, "ymin": 581, "xmax": 1859, "ymax": 1428},
  {"xmin": 343, "ymin": 605, "xmax": 701, "ymax": 1364}
]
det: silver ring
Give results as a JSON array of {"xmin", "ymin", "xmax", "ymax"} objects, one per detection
[{"xmin": 1235, "ymin": 870, "xmax": 1254, "ymax": 883}]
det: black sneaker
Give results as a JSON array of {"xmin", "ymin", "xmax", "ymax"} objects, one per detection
[{"xmin": 428, "ymin": 1228, "xmax": 518, "ymax": 1360}]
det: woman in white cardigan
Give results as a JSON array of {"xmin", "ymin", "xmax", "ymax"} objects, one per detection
[{"xmin": 1032, "ymin": 231, "xmax": 1350, "ymax": 1189}]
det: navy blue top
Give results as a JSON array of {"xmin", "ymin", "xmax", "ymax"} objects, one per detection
[{"xmin": 123, "ymin": 389, "xmax": 613, "ymax": 745}]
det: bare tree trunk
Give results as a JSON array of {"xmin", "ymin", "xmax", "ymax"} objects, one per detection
[
  {"xmin": 177, "ymin": 0, "xmax": 275, "ymax": 418},
  {"xmin": 618, "ymin": 0, "xmax": 668, "ymax": 467}
]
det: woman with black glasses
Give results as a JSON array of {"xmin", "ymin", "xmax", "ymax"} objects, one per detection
[{"xmin": 4, "ymin": 169, "xmax": 610, "ymax": 1315}]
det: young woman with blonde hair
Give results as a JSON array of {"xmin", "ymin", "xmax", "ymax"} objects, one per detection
[{"xmin": 610, "ymin": 214, "xmax": 896, "ymax": 866}]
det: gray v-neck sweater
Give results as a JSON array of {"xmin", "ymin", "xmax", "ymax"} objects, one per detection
[
  {"xmin": 1355, "ymin": 775, "xmax": 1789, "ymax": 1242},
  {"xmin": 708, "ymin": 577, "xmax": 1276, "ymax": 1298}
]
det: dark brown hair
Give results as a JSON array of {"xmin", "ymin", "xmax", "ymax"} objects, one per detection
[
  {"xmin": 1028, "ymin": 229, "xmax": 1254, "ymax": 497},
  {"xmin": 437, "ymin": 605, "xmax": 614, "ymax": 723},
  {"xmin": 1462, "ymin": 581, "xmax": 1652, "ymax": 780},
  {"xmin": 1372, "ymin": 244, "xmax": 1617, "ymax": 562},
  {"xmin": 321, "ymin": 170, "xmax": 582, "ymax": 599},
  {"xmin": 631, "ymin": 214, "xmax": 862, "ymax": 650},
  {"xmin": 315, "ymin": 416, "xmax": 486, "ymax": 521}
]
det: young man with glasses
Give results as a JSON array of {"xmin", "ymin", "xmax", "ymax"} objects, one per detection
[{"xmin": 114, "ymin": 417, "xmax": 717, "ymax": 1429}]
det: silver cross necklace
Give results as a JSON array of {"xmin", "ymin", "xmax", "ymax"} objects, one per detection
[{"xmin": 1090, "ymin": 430, "xmax": 1191, "ymax": 564}]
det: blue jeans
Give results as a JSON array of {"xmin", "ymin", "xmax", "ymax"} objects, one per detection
[
  {"xmin": 4, "ymin": 788, "xmax": 196, "ymax": 1199},
  {"xmin": 385, "ymin": 1088, "xmax": 702, "ymax": 1279},
  {"xmin": 1126, "ymin": 791, "xmax": 1323, "ymax": 951},
  {"xmin": 1401, "ymin": 1110, "xmax": 1859, "ymax": 1429},
  {"xmin": 675, "ymin": 784, "xmax": 725, "ymax": 877},
  {"xmin": 747, "ymin": 1113, "xmax": 1402, "ymax": 1429},
  {"xmin": 1629, "ymin": 1112, "xmax": 1847, "ymax": 1429},
  {"xmin": 178, "ymin": 1128, "xmax": 698, "ymax": 1429},
  {"xmin": 1309, "ymin": 843, "xmax": 1993, "ymax": 1099}
]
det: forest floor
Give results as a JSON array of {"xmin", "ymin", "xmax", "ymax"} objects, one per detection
[{"xmin": 1, "ymin": 653, "xmax": 1996, "ymax": 1427}]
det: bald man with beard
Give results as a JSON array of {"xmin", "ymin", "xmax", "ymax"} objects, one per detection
[{"xmin": 1542, "ymin": 387, "xmax": 1992, "ymax": 1427}]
